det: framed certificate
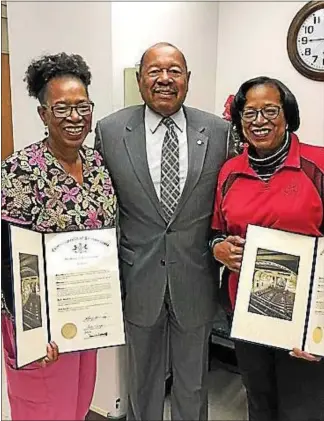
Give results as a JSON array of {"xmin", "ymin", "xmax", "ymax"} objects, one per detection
[
  {"xmin": 8, "ymin": 225, "xmax": 125, "ymax": 368},
  {"xmin": 231, "ymin": 225, "xmax": 324, "ymax": 357}
]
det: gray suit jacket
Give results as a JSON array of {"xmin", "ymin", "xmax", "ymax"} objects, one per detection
[{"xmin": 95, "ymin": 105, "xmax": 230, "ymax": 329}]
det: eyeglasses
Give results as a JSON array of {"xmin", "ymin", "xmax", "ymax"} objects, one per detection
[
  {"xmin": 43, "ymin": 102, "xmax": 94, "ymax": 118},
  {"xmin": 241, "ymin": 105, "xmax": 282, "ymax": 123}
]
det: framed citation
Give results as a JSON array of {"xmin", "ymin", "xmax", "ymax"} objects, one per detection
[
  {"xmin": 231, "ymin": 225, "xmax": 324, "ymax": 357},
  {"xmin": 8, "ymin": 225, "xmax": 125, "ymax": 368}
]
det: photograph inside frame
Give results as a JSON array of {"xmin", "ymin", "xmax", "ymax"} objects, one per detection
[
  {"xmin": 231, "ymin": 225, "xmax": 324, "ymax": 357},
  {"xmin": 19, "ymin": 252, "xmax": 43, "ymax": 332},
  {"xmin": 248, "ymin": 248, "xmax": 300, "ymax": 322}
]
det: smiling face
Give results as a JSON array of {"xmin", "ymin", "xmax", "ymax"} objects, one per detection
[
  {"xmin": 241, "ymin": 84, "xmax": 287, "ymax": 155},
  {"xmin": 137, "ymin": 45, "xmax": 190, "ymax": 117},
  {"xmin": 38, "ymin": 76, "xmax": 92, "ymax": 150}
]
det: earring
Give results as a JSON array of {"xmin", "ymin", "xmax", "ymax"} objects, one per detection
[
  {"xmin": 44, "ymin": 125, "xmax": 49, "ymax": 137},
  {"xmin": 89, "ymin": 128, "xmax": 93, "ymax": 133}
]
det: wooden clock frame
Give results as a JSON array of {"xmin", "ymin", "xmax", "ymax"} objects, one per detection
[{"xmin": 287, "ymin": 1, "xmax": 324, "ymax": 82}]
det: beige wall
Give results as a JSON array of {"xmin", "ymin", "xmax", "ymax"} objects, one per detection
[
  {"xmin": 214, "ymin": 1, "xmax": 324, "ymax": 146},
  {"xmin": 7, "ymin": 1, "xmax": 113, "ymax": 151},
  {"xmin": 2, "ymin": 3, "xmax": 9, "ymax": 54},
  {"xmin": 1, "ymin": 2, "xmax": 13, "ymax": 160},
  {"xmin": 111, "ymin": 1, "xmax": 220, "ymax": 113}
]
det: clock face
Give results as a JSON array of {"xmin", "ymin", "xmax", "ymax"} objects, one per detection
[{"xmin": 296, "ymin": 7, "xmax": 324, "ymax": 71}]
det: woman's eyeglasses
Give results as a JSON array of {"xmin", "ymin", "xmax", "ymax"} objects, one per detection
[
  {"xmin": 43, "ymin": 102, "xmax": 94, "ymax": 118},
  {"xmin": 241, "ymin": 105, "xmax": 281, "ymax": 123}
]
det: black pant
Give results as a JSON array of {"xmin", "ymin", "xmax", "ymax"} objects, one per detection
[{"xmin": 235, "ymin": 341, "xmax": 324, "ymax": 421}]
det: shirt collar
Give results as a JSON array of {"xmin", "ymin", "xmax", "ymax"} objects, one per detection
[
  {"xmin": 235, "ymin": 133, "xmax": 301, "ymax": 177},
  {"xmin": 145, "ymin": 106, "xmax": 185, "ymax": 134}
]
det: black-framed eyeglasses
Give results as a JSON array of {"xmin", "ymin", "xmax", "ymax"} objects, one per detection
[
  {"xmin": 241, "ymin": 105, "xmax": 282, "ymax": 123},
  {"xmin": 43, "ymin": 102, "xmax": 94, "ymax": 118}
]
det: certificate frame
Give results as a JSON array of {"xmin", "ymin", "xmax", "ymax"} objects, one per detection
[
  {"xmin": 231, "ymin": 225, "xmax": 324, "ymax": 357},
  {"xmin": 8, "ymin": 225, "xmax": 125, "ymax": 368}
]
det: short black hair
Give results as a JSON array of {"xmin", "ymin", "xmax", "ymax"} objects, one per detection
[
  {"xmin": 138, "ymin": 42, "xmax": 188, "ymax": 75},
  {"xmin": 230, "ymin": 76, "xmax": 300, "ymax": 141},
  {"xmin": 24, "ymin": 52, "xmax": 92, "ymax": 103}
]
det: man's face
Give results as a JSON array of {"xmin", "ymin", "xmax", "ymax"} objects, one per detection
[{"xmin": 137, "ymin": 45, "xmax": 190, "ymax": 117}]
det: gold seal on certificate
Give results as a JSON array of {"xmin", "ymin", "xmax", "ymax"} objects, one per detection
[
  {"xmin": 61, "ymin": 323, "xmax": 77, "ymax": 339},
  {"xmin": 313, "ymin": 327, "xmax": 323, "ymax": 344}
]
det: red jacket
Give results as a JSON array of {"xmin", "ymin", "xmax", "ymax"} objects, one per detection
[{"xmin": 211, "ymin": 133, "xmax": 324, "ymax": 308}]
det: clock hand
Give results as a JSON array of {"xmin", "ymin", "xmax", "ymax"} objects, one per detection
[{"xmin": 309, "ymin": 38, "xmax": 324, "ymax": 42}]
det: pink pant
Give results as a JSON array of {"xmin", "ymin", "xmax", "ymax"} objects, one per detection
[{"xmin": 2, "ymin": 315, "xmax": 97, "ymax": 420}]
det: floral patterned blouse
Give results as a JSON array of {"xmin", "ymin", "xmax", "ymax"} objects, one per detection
[{"xmin": 1, "ymin": 139, "xmax": 116, "ymax": 316}]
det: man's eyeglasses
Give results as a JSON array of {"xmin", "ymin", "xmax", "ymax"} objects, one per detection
[
  {"xmin": 241, "ymin": 105, "xmax": 282, "ymax": 123},
  {"xmin": 43, "ymin": 102, "xmax": 94, "ymax": 118}
]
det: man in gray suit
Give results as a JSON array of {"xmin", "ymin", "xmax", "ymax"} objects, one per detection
[{"xmin": 95, "ymin": 42, "xmax": 230, "ymax": 420}]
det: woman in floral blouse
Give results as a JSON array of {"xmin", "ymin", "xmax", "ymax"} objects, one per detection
[{"xmin": 1, "ymin": 53, "xmax": 116, "ymax": 420}]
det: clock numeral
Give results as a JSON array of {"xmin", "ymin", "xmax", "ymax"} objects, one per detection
[
  {"xmin": 312, "ymin": 55, "xmax": 318, "ymax": 64},
  {"xmin": 304, "ymin": 25, "xmax": 314, "ymax": 34},
  {"xmin": 301, "ymin": 36, "xmax": 308, "ymax": 45},
  {"xmin": 305, "ymin": 48, "xmax": 311, "ymax": 56},
  {"xmin": 313, "ymin": 16, "xmax": 321, "ymax": 24}
]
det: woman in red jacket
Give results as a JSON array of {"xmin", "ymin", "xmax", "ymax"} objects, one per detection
[{"xmin": 211, "ymin": 76, "xmax": 324, "ymax": 421}]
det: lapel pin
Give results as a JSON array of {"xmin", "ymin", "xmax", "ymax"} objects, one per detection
[{"xmin": 197, "ymin": 140, "xmax": 204, "ymax": 145}]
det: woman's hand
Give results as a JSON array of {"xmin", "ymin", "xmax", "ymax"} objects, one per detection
[
  {"xmin": 213, "ymin": 235, "xmax": 245, "ymax": 272},
  {"xmin": 38, "ymin": 341, "xmax": 59, "ymax": 367},
  {"xmin": 289, "ymin": 348, "xmax": 321, "ymax": 362}
]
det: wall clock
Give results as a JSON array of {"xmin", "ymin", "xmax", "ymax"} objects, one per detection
[{"xmin": 287, "ymin": 1, "xmax": 324, "ymax": 81}]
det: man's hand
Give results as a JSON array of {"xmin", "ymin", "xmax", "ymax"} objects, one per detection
[
  {"xmin": 290, "ymin": 348, "xmax": 322, "ymax": 362},
  {"xmin": 213, "ymin": 235, "xmax": 245, "ymax": 272},
  {"xmin": 38, "ymin": 342, "xmax": 59, "ymax": 367}
]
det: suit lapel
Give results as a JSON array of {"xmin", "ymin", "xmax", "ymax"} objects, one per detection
[
  {"xmin": 123, "ymin": 107, "xmax": 166, "ymax": 221},
  {"xmin": 168, "ymin": 109, "xmax": 209, "ymax": 226},
  {"xmin": 123, "ymin": 106, "xmax": 209, "ymax": 225}
]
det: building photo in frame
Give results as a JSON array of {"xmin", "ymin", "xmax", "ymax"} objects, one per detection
[
  {"xmin": 19, "ymin": 252, "xmax": 43, "ymax": 331},
  {"xmin": 248, "ymin": 248, "xmax": 300, "ymax": 321}
]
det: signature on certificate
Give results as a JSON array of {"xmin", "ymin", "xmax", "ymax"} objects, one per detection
[
  {"xmin": 83, "ymin": 314, "xmax": 108, "ymax": 323},
  {"xmin": 83, "ymin": 314, "xmax": 109, "ymax": 339}
]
